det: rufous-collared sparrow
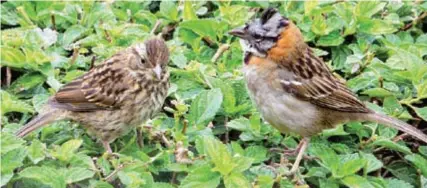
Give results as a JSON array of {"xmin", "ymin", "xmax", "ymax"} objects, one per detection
[{"xmin": 230, "ymin": 8, "xmax": 427, "ymax": 175}]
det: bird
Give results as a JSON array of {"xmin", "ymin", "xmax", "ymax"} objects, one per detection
[
  {"xmin": 16, "ymin": 38, "xmax": 170, "ymax": 153},
  {"xmin": 229, "ymin": 8, "xmax": 427, "ymax": 175}
]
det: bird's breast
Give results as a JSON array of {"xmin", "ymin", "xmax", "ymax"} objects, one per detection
[{"xmin": 242, "ymin": 64, "xmax": 321, "ymax": 136}]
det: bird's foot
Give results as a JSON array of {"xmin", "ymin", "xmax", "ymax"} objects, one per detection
[{"xmin": 101, "ymin": 141, "xmax": 120, "ymax": 159}]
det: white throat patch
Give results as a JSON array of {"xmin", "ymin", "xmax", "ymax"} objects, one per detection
[{"xmin": 239, "ymin": 39, "xmax": 266, "ymax": 58}]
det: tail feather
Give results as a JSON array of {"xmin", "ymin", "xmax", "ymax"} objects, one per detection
[
  {"xmin": 366, "ymin": 113, "xmax": 427, "ymax": 143},
  {"xmin": 16, "ymin": 112, "xmax": 57, "ymax": 137}
]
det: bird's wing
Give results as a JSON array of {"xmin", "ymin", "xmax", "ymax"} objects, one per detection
[
  {"xmin": 279, "ymin": 48, "xmax": 370, "ymax": 113},
  {"xmin": 53, "ymin": 54, "xmax": 130, "ymax": 112}
]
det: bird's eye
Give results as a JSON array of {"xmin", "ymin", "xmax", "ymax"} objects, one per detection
[
  {"xmin": 140, "ymin": 58, "xmax": 146, "ymax": 64},
  {"xmin": 253, "ymin": 33, "xmax": 262, "ymax": 40}
]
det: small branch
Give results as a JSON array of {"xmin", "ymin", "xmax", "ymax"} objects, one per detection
[
  {"xmin": 224, "ymin": 116, "xmax": 229, "ymax": 144},
  {"xmin": 211, "ymin": 44, "xmax": 230, "ymax": 63},
  {"xmin": 161, "ymin": 23, "xmax": 177, "ymax": 40},
  {"xmin": 69, "ymin": 47, "xmax": 79, "ymax": 65},
  {"xmin": 150, "ymin": 20, "xmax": 162, "ymax": 36},
  {"xmin": 50, "ymin": 12, "xmax": 56, "ymax": 30},
  {"xmin": 174, "ymin": 141, "xmax": 193, "ymax": 164},
  {"xmin": 6, "ymin": 67, "xmax": 11, "ymax": 87},
  {"xmin": 104, "ymin": 29, "xmax": 112, "ymax": 43},
  {"xmin": 89, "ymin": 56, "xmax": 96, "ymax": 70},
  {"xmin": 127, "ymin": 9, "xmax": 134, "ymax": 23},
  {"xmin": 155, "ymin": 131, "xmax": 171, "ymax": 148},
  {"xmin": 202, "ymin": 37, "xmax": 215, "ymax": 48},
  {"xmin": 401, "ymin": 12, "xmax": 427, "ymax": 31},
  {"xmin": 182, "ymin": 119, "xmax": 188, "ymax": 134},
  {"xmin": 170, "ymin": 172, "xmax": 177, "ymax": 185},
  {"xmin": 104, "ymin": 164, "xmax": 125, "ymax": 182}
]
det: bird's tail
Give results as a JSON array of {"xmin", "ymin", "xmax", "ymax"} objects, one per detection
[
  {"xmin": 16, "ymin": 111, "xmax": 60, "ymax": 138},
  {"xmin": 365, "ymin": 112, "xmax": 427, "ymax": 143}
]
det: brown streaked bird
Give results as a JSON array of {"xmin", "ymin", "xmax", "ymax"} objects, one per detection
[
  {"xmin": 16, "ymin": 38, "xmax": 170, "ymax": 153},
  {"xmin": 230, "ymin": 8, "xmax": 427, "ymax": 175}
]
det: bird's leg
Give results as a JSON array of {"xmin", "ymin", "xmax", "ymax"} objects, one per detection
[
  {"xmin": 283, "ymin": 138, "xmax": 306, "ymax": 156},
  {"xmin": 284, "ymin": 137, "xmax": 310, "ymax": 176},
  {"xmin": 136, "ymin": 127, "xmax": 144, "ymax": 149},
  {"xmin": 102, "ymin": 141, "xmax": 112, "ymax": 154}
]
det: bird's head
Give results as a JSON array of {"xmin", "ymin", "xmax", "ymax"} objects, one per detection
[
  {"xmin": 229, "ymin": 8, "xmax": 304, "ymax": 64},
  {"xmin": 132, "ymin": 38, "xmax": 169, "ymax": 80}
]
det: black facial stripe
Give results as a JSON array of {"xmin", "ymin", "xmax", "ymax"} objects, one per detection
[
  {"xmin": 263, "ymin": 36, "xmax": 278, "ymax": 41},
  {"xmin": 244, "ymin": 52, "xmax": 252, "ymax": 65}
]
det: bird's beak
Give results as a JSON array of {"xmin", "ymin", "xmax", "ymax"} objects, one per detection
[
  {"xmin": 229, "ymin": 27, "xmax": 247, "ymax": 39},
  {"xmin": 153, "ymin": 64, "xmax": 162, "ymax": 80}
]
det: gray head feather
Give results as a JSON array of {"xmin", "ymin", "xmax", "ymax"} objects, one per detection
[{"xmin": 242, "ymin": 8, "xmax": 289, "ymax": 56}]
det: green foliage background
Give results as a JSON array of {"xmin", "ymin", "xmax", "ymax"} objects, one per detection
[{"xmin": 1, "ymin": 1, "xmax": 427, "ymax": 188}]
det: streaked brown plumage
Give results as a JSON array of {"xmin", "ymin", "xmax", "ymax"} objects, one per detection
[
  {"xmin": 16, "ymin": 38, "xmax": 170, "ymax": 153},
  {"xmin": 230, "ymin": 8, "xmax": 427, "ymax": 175}
]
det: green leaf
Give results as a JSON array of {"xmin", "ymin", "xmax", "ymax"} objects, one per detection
[
  {"xmin": 1, "ymin": 90, "xmax": 34, "ymax": 115},
  {"xmin": 361, "ymin": 153, "xmax": 383, "ymax": 174},
  {"xmin": 64, "ymin": 167, "xmax": 95, "ymax": 184},
  {"xmin": 319, "ymin": 179, "xmax": 340, "ymax": 188},
  {"xmin": 371, "ymin": 139, "xmax": 412, "ymax": 154},
  {"xmin": 117, "ymin": 171, "xmax": 145, "ymax": 188},
  {"xmin": 413, "ymin": 107, "xmax": 427, "ymax": 121},
  {"xmin": 231, "ymin": 155, "xmax": 253, "ymax": 173},
  {"xmin": 355, "ymin": 2, "xmax": 386, "ymax": 18},
  {"xmin": 51, "ymin": 139, "xmax": 83, "ymax": 162},
  {"xmin": 89, "ymin": 180, "xmax": 114, "ymax": 188},
  {"xmin": 245, "ymin": 145, "xmax": 268, "ymax": 164},
  {"xmin": 311, "ymin": 13, "xmax": 330, "ymax": 36},
  {"xmin": 0, "ymin": 46, "xmax": 26, "ymax": 68},
  {"xmin": 317, "ymin": 31, "xmax": 344, "ymax": 46},
  {"xmin": 386, "ymin": 161, "xmax": 418, "ymax": 185},
  {"xmin": 306, "ymin": 167, "xmax": 329, "ymax": 178},
  {"xmin": 227, "ymin": 117, "xmax": 250, "ymax": 132},
  {"xmin": 62, "ymin": 70, "xmax": 85, "ymax": 82},
  {"xmin": 32, "ymin": 94, "xmax": 50, "ymax": 112},
  {"xmin": 183, "ymin": 1, "xmax": 197, "ymax": 21},
  {"xmin": 309, "ymin": 143, "xmax": 339, "ymax": 173},
  {"xmin": 361, "ymin": 88, "xmax": 394, "ymax": 97},
  {"xmin": 419, "ymin": 146, "xmax": 427, "ymax": 157},
  {"xmin": 224, "ymin": 173, "xmax": 251, "ymax": 188},
  {"xmin": 256, "ymin": 175, "xmax": 275, "ymax": 188},
  {"xmin": 19, "ymin": 166, "xmax": 66, "ymax": 188},
  {"xmin": 304, "ymin": 0, "xmax": 318, "ymax": 15},
  {"xmin": 219, "ymin": 5, "xmax": 254, "ymax": 27},
  {"xmin": 160, "ymin": 1, "xmax": 179, "ymax": 21},
  {"xmin": 209, "ymin": 78, "xmax": 238, "ymax": 115},
  {"xmin": 27, "ymin": 139, "xmax": 46, "ymax": 164},
  {"xmin": 404, "ymin": 154, "xmax": 427, "ymax": 177},
  {"xmin": 203, "ymin": 136, "xmax": 235, "ymax": 175},
  {"xmin": 153, "ymin": 182, "xmax": 175, "ymax": 188},
  {"xmin": 180, "ymin": 19, "xmax": 219, "ymax": 40},
  {"xmin": 0, "ymin": 132, "xmax": 25, "ymax": 155},
  {"xmin": 385, "ymin": 179, "xmax": 414, "ymax": 188},
  {"xmin": 61, "ymin": 25, "xmax": 89, "ymax": 48},
  {"xmin": 341, "ymin": 175, "xmax": 375, "ymax": 188},
  {"xmin": 336, "ymin": 158, "xmax": 366, "ymax": 178},
  {"xmin": 8, "ymin": 73, "xmax": 46, "ymax": 93},
  {"xmin": 1, "ymin": 147, "xmax": 27, "ymax": 175},
  {"xmin": 188, "ymin": 89, "xmax": 223, "ymax": 127},
  {"xmin": 180, "ymin": 164, "xmax": 221, "ymax": 188},
  {"xmin": 358, "ymin": 18, "xmax": 397, "ymax": 35}
]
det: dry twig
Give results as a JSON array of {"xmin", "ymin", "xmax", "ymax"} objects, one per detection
[{"xmin": 211, "ymin": 44, "xmax": 230, "ymax": 63}]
